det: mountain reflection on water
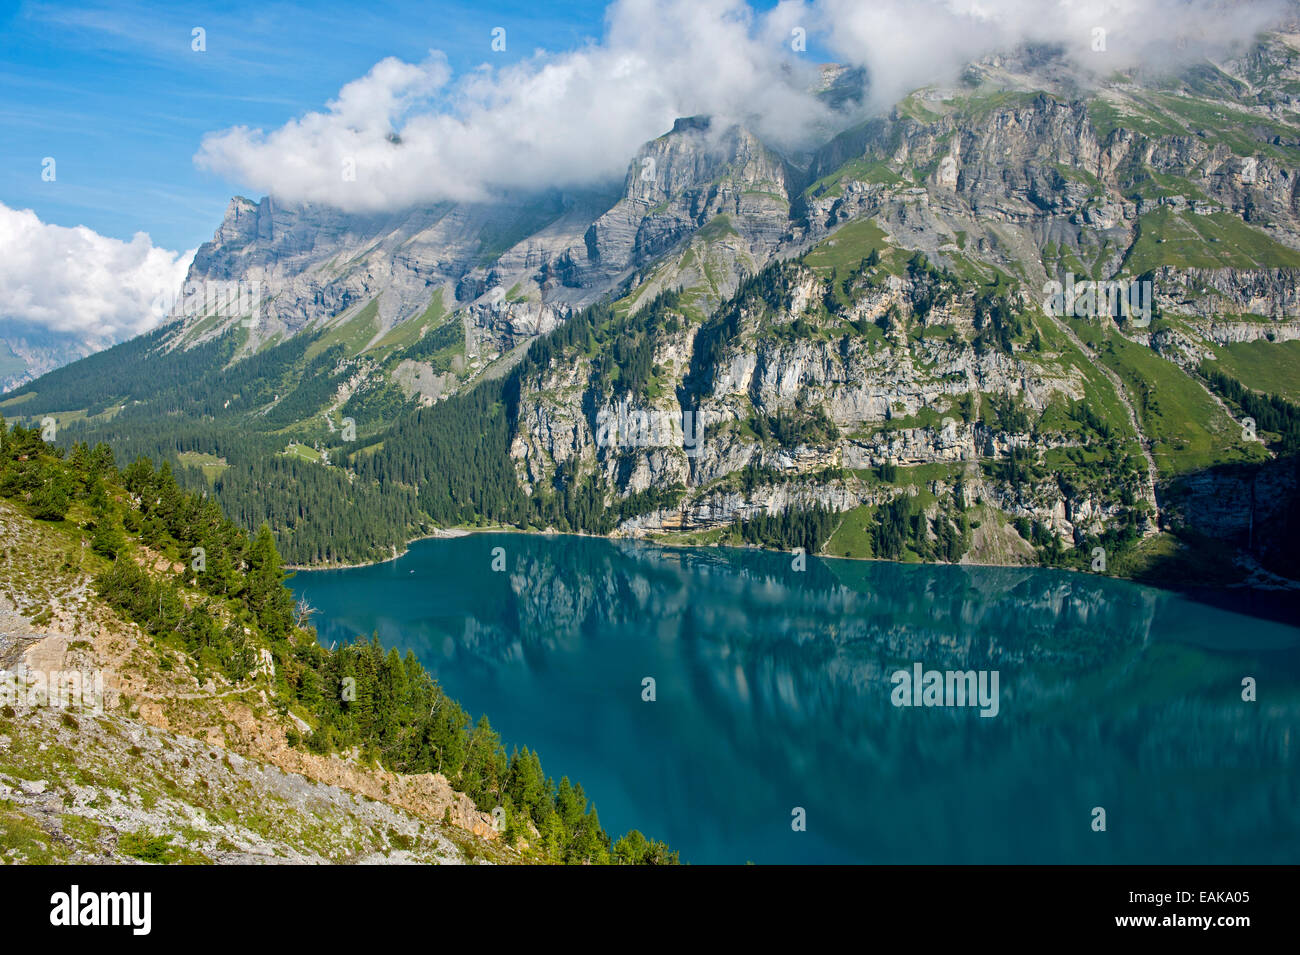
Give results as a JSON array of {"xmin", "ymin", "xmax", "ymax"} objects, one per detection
[{"xmin": 293, "ymin": 533, "xmax": 1300, "ymax": 864}]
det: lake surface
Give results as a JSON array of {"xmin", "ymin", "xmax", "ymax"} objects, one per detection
[{"xmin": 291, "ymin": 533, "xmax": 1300, "ymax": 864}]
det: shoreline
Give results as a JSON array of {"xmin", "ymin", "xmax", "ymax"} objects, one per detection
[
  {"xmin": 285, "ymin": 522, "xmax": 1300, "ymax": 601},
  {"xmin": 283, "ymin": 528, "xmax": 472, "ymax": 572}
]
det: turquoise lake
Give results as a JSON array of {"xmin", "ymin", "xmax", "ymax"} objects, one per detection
[{"xmin": 291, "ymin": 533, "xmax": 1300, "ymax": 864}]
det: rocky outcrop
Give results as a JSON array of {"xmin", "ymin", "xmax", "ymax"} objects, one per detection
[
  {"xmin": 505, "ymin": 256, "xmax": 1153, "ymax": 554},
  {"xmin": 1152, "ymin": 267, "xmax": 1300, "ymax": 320},
  {"xmin": 559, "ymin": 119, "xmax": 794, "ymax": 289}
]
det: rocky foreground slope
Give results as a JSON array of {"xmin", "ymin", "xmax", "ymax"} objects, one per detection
[{"xmin": 0, "ymin": 496, "xmax": 515, "ymax": 865}]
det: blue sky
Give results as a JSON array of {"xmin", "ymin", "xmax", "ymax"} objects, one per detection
[{"xmin": 0, "ymin": 0, "xmax": 622, "ymax": 250}]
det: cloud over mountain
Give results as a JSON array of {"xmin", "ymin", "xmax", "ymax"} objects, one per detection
[
  {"xmin": 815, "ymin": 0, "xmax": 1292, "ymax": 111},
  {"xmin": 194, "ymin": 0, "xmax": 1290, "ymax": 213}
]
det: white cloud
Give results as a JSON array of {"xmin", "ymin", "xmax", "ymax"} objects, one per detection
[
  {"xmin": 811, "ymin": 0, "xmax": 1292, "ymax": 112},
  {"xmin": 196, "ymin": 0, "xmax": 1290, "ymax": 212},
  {"xmin": 0, "ymin": 202, "xmax": 196, "ymax": 344},
  {"xmin": 194, "ymin": 0, "xmax": 842, "ymax": 210}
]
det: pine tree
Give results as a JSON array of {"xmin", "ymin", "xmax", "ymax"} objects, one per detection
[
  {"xmin": 91, "ymin": 512, "xmax": 127, "ymax": 559},
  {"xmin": 29, "ymin": 464, "xmax": 72, "ymax": 521}
]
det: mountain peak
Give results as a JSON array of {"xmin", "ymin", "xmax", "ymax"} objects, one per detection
[{"xmin": 670, "ymin": 115, "xmax": 712, "ymax": 134}]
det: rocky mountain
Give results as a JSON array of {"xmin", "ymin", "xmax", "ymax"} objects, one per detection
[
  {"xmin": 0, "ymin": 321, "xmax": 99, "ymax": 394},
  {"xmin": 4, "ymin": 36, "xmax": 1300, "ymax": 584},
  {"xmin": 179, "ymin": 66, "xmax": 866, "ymax": 349},
  {"xmin": 176, "ymin": 110, "xmax": 806, "ymax": 384}
]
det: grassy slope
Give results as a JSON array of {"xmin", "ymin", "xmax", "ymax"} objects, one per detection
[
  {"xmin": 1207, "ymin": 339, "xmax": 1300, "ymax": 401},
  {"xmin": 1123, "ymin": 208, "xmax": 1300, "ymax": 273},
  {"xmin": 1066, "ymin": 315, "xmax": 1268, "ymax": 475},
  {"xmin": 371, "ymin": 288, "xmax": 447, "ymax": 357},
  {"xmin": 305, "ymin": 299, "xmax": 382, "ymax": 361}
]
